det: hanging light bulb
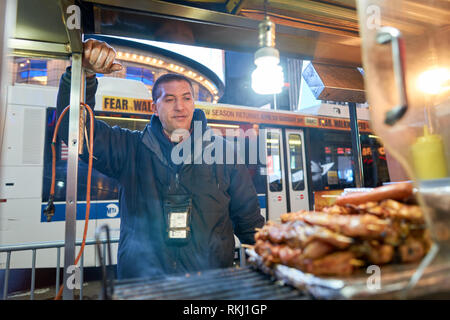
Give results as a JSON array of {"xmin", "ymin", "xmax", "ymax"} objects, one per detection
[{"xmin": 251, "ymin": 15, "xmax": 284, "ymax": 94}]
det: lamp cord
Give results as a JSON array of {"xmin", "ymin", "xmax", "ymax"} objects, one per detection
[{"xmin": 53, "ymin": 102, "xmax": 95, "ymax": 300}]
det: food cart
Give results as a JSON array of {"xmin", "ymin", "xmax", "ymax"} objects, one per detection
[{"xmin": 1, "ymin": 0, "xmax": 448, "ymax": 300}]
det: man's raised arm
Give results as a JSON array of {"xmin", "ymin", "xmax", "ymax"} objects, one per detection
[
  {"xmin": 56, "ymin": 38, "xmax": 122, "ymax": 143},
  {"xmin": 55, "ymin": 39, "xmax": 137, "ymax": 180}
]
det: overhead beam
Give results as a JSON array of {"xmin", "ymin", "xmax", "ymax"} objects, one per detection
[{"xmin": 8, "ymin": 38, "xmax": 70, "ymax": 57}]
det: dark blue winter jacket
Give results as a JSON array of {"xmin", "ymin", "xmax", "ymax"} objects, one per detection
[{"xmin": 56, "ymin": 68, "xmax": 264, "ymax": 279}]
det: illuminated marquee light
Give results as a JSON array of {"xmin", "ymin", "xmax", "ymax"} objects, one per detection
[
  {"xmin": 116, "ymin": 51, "xmax": 220, "ymax": 98},
  {"xmin": 32, "ymin": 76, "xmax": 47, "ymax": 83},
  {"xmin": 208, "ymin": 123, "xmax": 240, "ymax": 129}
]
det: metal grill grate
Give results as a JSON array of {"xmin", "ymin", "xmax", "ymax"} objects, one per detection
[{"xmin": 112, "ymin": 267, "xmax": 306, "ymax": 300}]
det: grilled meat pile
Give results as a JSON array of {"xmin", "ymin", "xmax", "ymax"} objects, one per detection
[{"xmin": 254, "ymin": 183, "xmax": 432, "ymax": 276}]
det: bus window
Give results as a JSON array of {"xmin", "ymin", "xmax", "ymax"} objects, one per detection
[
  {"xmin": 309, "ymin": 129, "xmax": 390, "ymax": 191},
  {"xmin": 360, "ymin": 134, "xmax": 390, "ymax": 187},
  {"xmin": 240, "ymin": 135, "xmax": 267, "ymax": 195},
  {"xmin": 337, "ymin": 151, "xmax": 354, "ymax": 184},
  {"xmin": 266, "ymin": 131, "xmax": 283, "ymax": 192},
  {"xmin": 288, "ymin": 133, "xmax": 305, "ymax": 191},
  {"xmin": 95, "ymin": 115, "xmax": 149, "ymax": 131}
]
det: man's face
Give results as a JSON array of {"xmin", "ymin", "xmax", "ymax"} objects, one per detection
[{"xmin": 153, "ymin": 80, "xmax": 195, "ymax": 135}]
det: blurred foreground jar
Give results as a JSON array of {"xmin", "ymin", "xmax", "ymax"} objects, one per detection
[{"xmin": 356, "ymin": 0, "xmax": 450, "ymax": 248}]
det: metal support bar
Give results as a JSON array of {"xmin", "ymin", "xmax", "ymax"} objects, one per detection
[
  {"xmin": 80, "ymin": 251, "xmax": 84, "ymax": 300},
  {"xmin": 2, "ymin": 252, "xmax": 11, "ymax": 300},
  {"xmin": 30, "ymin": 249, "xmax": 36, "ymax": 300},
  {"xmin": 0, "ymin": 238, "xmax": 119, "ymax": 253},
  {"xmin": 348, "ymin": 102, "xmax": 364, "ymax": 188},
  {"xmin": 56, "ymin": 247, "xmax": 61, "ymax": 296},
  {"xmin": 62, "ymin": 53, "xmax": 85, "ymax": 300},
  {"xmin": 0, "ymin": 0, "xmax": 16, "ymax": 156},
  {"xmin": 59, "ymin": 0, "xmax": 83, "ymax": 53}
]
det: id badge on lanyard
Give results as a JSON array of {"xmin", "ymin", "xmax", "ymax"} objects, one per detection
[{"xmin": 163, "ymin": 193, "xmax": 192, "ymax": 245}]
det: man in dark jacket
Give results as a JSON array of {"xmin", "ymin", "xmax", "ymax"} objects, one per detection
[{"xmin": 56, "ymin": 39, "xmax": 264, "ymax": 279}]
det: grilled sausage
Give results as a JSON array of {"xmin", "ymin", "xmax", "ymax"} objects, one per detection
[
  {"xmin": 302, "ymin": 251, "xmax": 355, "ymax": 276},
  {"xmin": 282, "ymin": 211, "xmax": 390, "ymax": 238},
  {"xmin": 399, "ymin": 238, "xmax": 426, "ymax": 263},
  {"xmin": 335, "ymin": 182, "xmax": 413, "ymax": 206},
  {"xmin": 301, "ymin": 240, "xmax": 335, "ymax": 260}
]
